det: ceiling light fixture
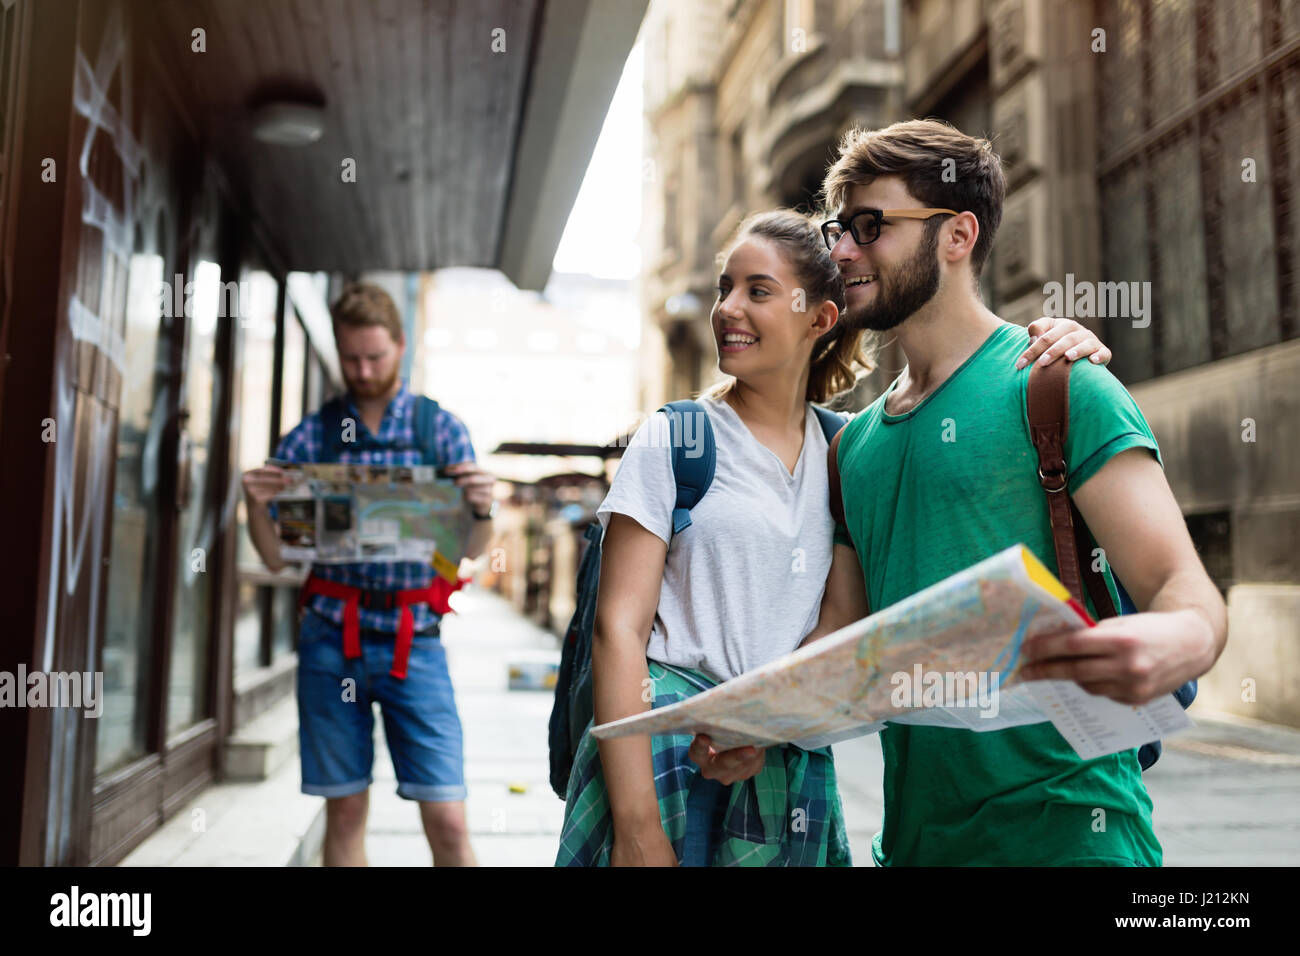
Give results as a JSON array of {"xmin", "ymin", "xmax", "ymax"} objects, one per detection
[{"xmin": 250, "ymin": 100, "xmax": 326, "ymax": 146}]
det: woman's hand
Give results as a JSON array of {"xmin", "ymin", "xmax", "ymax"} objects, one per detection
[
  {"xmin": 688, "ymin": 734, "xmax": 766, "ymax": 785},
  {"xmin": 1015, "ymin": 317, "xmax": 1112, "ymax": 370},
  {"xmin": 611, "ymin": 822, "xmax": 679, "ymax": 867}
]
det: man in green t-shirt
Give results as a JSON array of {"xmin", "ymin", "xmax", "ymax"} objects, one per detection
[
  {"xmin": 696, "ymin": 119, "xmax": 1228, "ymax": 866},
  {"xmin": 823, "ymin": 119, "xmax": 1226, "ymax": 866}
]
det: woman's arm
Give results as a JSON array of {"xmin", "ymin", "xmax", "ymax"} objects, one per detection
[{"xmin": 591, "ymin": 512, "xmax": 678, "ymax": 866}]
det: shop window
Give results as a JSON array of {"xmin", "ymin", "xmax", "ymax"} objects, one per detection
[
  {"xmin": 166, "ymin": 259, "xmax": 220, "ymax": 736},
  {"xmin": 1185, "ymin": 510, "xmax": 1233, "ymax": 596},
  {"xmin": 97, "ymin": 249, "xmax": 166, "ymax": 773},
  {"xmin": 281, "ymin": 303, "xmax": 306, "ymax": 433}
]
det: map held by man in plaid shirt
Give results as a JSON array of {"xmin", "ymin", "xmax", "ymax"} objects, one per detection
[{"xmin": 269, "ymin": 459, "xmax": 469, "ymax": 582}]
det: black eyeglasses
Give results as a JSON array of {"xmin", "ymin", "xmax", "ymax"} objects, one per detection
[{"xmin": 820, "ymin": 208, "xmax": 958, "ymax": 250}]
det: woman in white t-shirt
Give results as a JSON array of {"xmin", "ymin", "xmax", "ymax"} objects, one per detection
[{"xmin": 554, "ymin": 210, "xmax": 1110, "ymax": 867}]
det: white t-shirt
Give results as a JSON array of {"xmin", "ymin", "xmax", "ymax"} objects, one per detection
[{"xmin": 596, "ymin": 395, "xmax": 835, "ymax": 682}]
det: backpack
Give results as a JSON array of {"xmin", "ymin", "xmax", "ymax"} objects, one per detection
[
  {"xmin": 1025, "ymin": 360, "xmax": 1196, "ymax": 771},
  {"xmin": 317, "ymin": 393, "xmax": 445, "ymax": 465},
  {"xmin": 547, "ymin": 399, "xmax": 849, "ymax": 799}
]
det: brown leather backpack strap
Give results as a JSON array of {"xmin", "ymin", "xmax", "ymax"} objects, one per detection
[
  {"xmin": 828, "ymin": 423, "xmax": 848, "ymax": 531},
  {"xmin": 1071, "ymin": 499, "xmax": 1119, "ymax": 618},
  {"xmin": 1027, "ymin": 360, "xmax": 1122, "ymax": 618},
  {"xmin": 1027, "ymin": 360, "xmax": 1086, "ymax": 605}
]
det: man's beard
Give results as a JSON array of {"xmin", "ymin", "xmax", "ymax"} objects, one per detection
[
  {"xmin": 347, "ymin": 365, "xmax": 400, "ymax": 399},
  {"xmin": 845, "ymin": 225, "xmax": 941, "ymax": 332}
]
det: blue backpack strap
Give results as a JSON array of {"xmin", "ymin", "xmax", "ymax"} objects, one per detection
[
  {"xmin": 657, "ymin": 400, "xmax": 716, "ymax": 536},
  {"xmin": 412, "ymin": 395, "xmax": 442, "ymax": 466},
  {"xmin": 317, "ymin": 396, "xmax": 347, "ymax": 461},
  {"xmin": 811, "ymin": 405, "xmax": 848, "ymax": 443}
]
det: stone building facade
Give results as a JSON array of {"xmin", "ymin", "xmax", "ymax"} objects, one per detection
[{"xmin": 640, "ymin": 0, "xmax": 1300, "ymax": 726}]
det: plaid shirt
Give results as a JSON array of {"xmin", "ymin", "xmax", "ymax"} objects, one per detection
[
  {"xmin": 555, "ymin": 660, "xmax": 852, "ymax": 867},
  {"xmin": 272, "ymin": 380, "xmax": 476, "ymax": 633}
]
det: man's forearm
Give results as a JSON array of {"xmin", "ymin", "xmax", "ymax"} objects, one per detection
[
  {"xmin": 1147, "ymin": 568, "xmax": 1228, "ymax": 678},
  {"xmin": 246, "ymin": 496, "xmax": 286, "ymax": 572}
]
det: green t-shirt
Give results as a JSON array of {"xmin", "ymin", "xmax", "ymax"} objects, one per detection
[{"xmin": 836, "ymin": 322, "xmax": 1164, "ymax": 866}]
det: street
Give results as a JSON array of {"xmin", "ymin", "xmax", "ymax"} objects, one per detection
[{"xmin": 369, "ymin": 587, "xmax": 1300, "ymax": 866}]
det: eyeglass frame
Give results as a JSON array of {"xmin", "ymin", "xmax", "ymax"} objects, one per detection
[{"xmin": 820, "ymin": 208, "xmax": 959, "ymax": 250}]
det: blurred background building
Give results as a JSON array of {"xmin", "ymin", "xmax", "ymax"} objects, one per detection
[
  {"xmin": 411, "ymin": 267, "xmax": 641, "ymax": 635},
  {"xmin": 0, "ymin": 0, "xmax": 646, "ymax": 865},
  {"xmin": 640, "ymin": 0, "xmax": 1300, "ymax": 728}
]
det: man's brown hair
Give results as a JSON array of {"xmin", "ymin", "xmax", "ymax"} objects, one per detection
[
  {"xmin": 331, "ymin": 282, "xmax": 404, "ymax": 342},
  {"xmin": 822, "ymin": 118, "xmax": 1006, "ymax": 279}
]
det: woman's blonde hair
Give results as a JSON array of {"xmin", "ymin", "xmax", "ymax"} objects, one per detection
[{"xmin": 700, "ymin": 209, "xmax": 872, "ymax": 405}]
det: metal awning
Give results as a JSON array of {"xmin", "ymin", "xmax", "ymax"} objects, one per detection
[{"xmin": 147, "ymin": 0, "xmax": 647, "ymax": 289}]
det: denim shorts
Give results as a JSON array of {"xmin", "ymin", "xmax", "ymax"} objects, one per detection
[{"xmin": 296, "ymin": 608, "xmax": 467, "ymax": 802}]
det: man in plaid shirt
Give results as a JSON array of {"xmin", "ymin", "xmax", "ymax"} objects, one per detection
[{"xmin": 242, "ymin": 283, "xmax": 496, "ymax": 867}]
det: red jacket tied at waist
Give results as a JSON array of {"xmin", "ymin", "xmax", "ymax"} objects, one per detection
[{"xmin": 297, "ymin": 574, "xmax": 467, "ymax": 679}]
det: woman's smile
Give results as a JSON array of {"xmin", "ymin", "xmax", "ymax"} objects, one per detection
[{"xmin": 720, "ymin": 327, "xmax": 759, "ymax": 352}]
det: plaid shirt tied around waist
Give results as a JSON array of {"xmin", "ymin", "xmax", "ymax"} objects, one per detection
[{"xmin": 555, "ymin": 659, "xmax": 852, "ymax": 867}]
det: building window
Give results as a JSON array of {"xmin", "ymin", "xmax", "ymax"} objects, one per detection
[
  {"xmin": 281, "ymin": 303, "xmax": 306, "ymax": 434},
  {"xmin": 98, "ymin": 247, "xmax": 166, "ymax": 773},
  {"xmin": 1096, "ymin": 0, "xmax": 1297, "ymax": 384},
  {"xmin": 234, "ymin": 273, "xmax": 322, "ymax": 675},
  {"xmin": 663, "ymin": 176, "xmax": 679, "ymax": 257},
  {"xmin": 233, "ymin": 272, "xmax": 278, "ymax": 676},
  {"xmin": 1185, "ymin": 510, "xmax": 1233, "ymax": 596},
  {"xmin": 167, "ymin": 259, "xmax": 222, "ymax": 737}
]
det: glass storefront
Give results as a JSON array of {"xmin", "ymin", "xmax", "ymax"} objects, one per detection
[
  {"xmin": 166, "ymin": 259, "xmax": 220, "ymax": 736},
  {"xmin": 97, "ymin": 250, "xmax": 167, "ymax": 773},
  {"xmin": 233, "ymin": 271, "xmax": 279, "ymax": 675}
]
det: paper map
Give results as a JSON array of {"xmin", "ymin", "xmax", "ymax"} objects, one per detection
[
  {"xmin": 591, "ymin": 545, "xmax": 1192, "ymax": 760},
  {"xmin": 269, "ymin": 459, "xmax": 469, "ymax": 582}
]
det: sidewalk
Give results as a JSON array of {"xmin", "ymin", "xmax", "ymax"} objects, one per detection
[
  {"xmin": 123, "ymin": 585, "xmax": 1300, "ymax": 866},
  {"xmin": 833, "ymin": 705, "xmax": 1300, "ymax": 866},
  {"xmin": 366, "ymin": 586, "xmax": 566, "ymax": 866},
  {"xmin": 433, "ymin": 589, "xmax": 1300, "ymax": 866},
  {"xmin": 1143, "ymin": 707, "xmax": 1300, "ymax": 865},
  {"xmin": 376, "ymin": 586, "xmax": 886, "ymax": 866}
]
